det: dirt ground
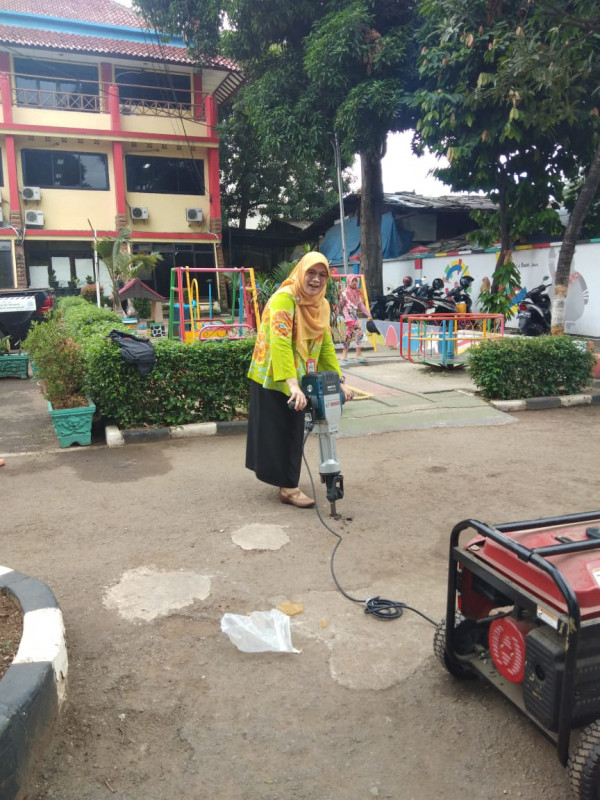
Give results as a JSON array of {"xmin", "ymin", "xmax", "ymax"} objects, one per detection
[
  {"xmin": 0, "ymin": 591, "xmax": 21, "ymax": 678},
  {"xmin": 3, "ymin": 406, "xmax": 600, "ymax": 800}
]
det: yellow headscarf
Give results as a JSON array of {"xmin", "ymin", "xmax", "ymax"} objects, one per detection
[{"xmin": 272, "ymin": 252, "xmax": 331, "ymax": 362}]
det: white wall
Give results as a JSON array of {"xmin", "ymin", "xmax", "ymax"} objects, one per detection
[{"xmin": 381, "ymin": 240, "xmax": 600, "ymax": 337}]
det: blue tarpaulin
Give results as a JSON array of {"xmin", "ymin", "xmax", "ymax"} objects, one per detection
[{"xmin": 319, "ymin": 212, "xmax": 412, "ymax": 266}]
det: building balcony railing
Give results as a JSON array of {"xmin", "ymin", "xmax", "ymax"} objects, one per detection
[
  {"xmin": 119, "ymin": 98, "xmax": 196, "ymax": 120},
  {"xmin": 15, "ymin": 86, "xmax": 101, "ymax": 112},
  {"xmin": 10, "ymin": 72, "xmax": 207, "ymax": 121}
]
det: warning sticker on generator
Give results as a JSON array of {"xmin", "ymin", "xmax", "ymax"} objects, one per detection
[
  {"xmin": 537, "ymin": 606, "xmax": 559, "ymax": 629},
  {"xmin": 592, "ymin": 567, "xmax": 600, "ymax": 587}
]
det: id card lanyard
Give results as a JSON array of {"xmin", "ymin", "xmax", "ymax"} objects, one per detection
[{"xmin": 306, "ymin": 340, "xmax": 317, "ymax": 373}]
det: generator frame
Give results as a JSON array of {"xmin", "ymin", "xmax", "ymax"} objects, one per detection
[{"xmin": 444, "ymin": 511, "xmax": 600, "ymax": 769}]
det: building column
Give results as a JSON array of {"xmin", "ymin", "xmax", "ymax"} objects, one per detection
[
  {"xmin": 210, "ymin": 217, "xmax": 226, "ymax": 307},
  {"xmin": 11, "ymin": 210, "xmax": 26, "ymax": 288}
]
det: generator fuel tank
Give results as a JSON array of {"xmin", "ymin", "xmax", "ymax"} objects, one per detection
[{"xmin": 466, "ymin": 521, "xmax": 600, "ymax": 621}]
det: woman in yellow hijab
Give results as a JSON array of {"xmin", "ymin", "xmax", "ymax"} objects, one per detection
[{"xmin": 246, "ymin": 252, "xmax": 353, "ymax": 508}]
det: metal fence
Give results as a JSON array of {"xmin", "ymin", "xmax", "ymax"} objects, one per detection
[{"xmin": 399, "ymin": 314, "xmax": 505, "ymax": 367}]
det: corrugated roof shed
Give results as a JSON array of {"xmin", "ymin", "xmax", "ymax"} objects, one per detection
[{"xmin": 382, "ymin": 192, "xmax": 496, "ymax": 211}]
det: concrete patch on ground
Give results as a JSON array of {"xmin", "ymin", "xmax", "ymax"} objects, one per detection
[
  {"xmin": 231, "ymin": 522, "xmax": 290, "ymax": 551},
  {"xmin": 103, "ymin": 566, "xmax": 211, "ymax": 621},
  {"xmin": 286, "ymin": 588, "xmax": 436, "ymax": 691}
]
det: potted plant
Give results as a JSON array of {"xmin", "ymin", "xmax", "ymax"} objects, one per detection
[
  {"xmin": 48, "ymin": 268, "xmax": 59, "ymax": 290},
  {"xmin": 0, "ymin": 334, "xmax": 29, "ymax": 379},
  {"xmin": 23, "ymin": 314, "xmax": 95, "ymax": 447}
]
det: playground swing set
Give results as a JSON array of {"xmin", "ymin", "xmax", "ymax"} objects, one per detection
[{"xmin": 168, "ymin": 266, "xmax": 261, "ymax": 343}]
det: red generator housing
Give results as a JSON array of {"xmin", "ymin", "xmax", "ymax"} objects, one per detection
[{"xmin": 437, "ymin": 512, "xmax": 600, "ymax": 800}]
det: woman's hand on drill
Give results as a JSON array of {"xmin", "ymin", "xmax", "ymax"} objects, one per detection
[
  {"xmin": 287, "ymin": 379, "xmax": 307, "ymax": 410},
  {"xmin": 342, "ymin": 385, "xmax": 354, "ymax": 402}
]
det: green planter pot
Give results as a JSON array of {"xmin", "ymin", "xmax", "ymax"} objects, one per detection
[
  {"xmin": 48, "ymin": 398, "xmax": 96, "ymax": 448},
  {"xmin": 0, "ymin": 353, "xmax": 29, "ymax": 379}
]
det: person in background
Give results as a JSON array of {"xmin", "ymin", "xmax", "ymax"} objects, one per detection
[
  {"xmin": 246, "ymin": 252, "xmax": 353, "ymax": 508},
  {"xmin": 340, "ymin": 275, "xmax": 371, "ymax": 362}
]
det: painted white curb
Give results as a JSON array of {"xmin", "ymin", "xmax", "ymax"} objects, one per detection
[
  {"xmin": 105, "ymin": 425, "xmax": 124, "ymax": 447},
  {"xmin": 170, "ymin": 422, "xmax": 217, "ymax": 438}
]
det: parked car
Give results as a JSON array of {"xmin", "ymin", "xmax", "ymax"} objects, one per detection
[{"xmin": 0, "ymin": 289, "xmax": 54, "ymax": 347}]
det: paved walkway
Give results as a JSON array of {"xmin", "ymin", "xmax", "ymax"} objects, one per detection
[
  {"xmin": 0, "ymin": 350, "xmax": 514, "ymax": 457},
  {"xmin": 338, "ymin": 351, "xmax": 512, "ymax": 435},
  {"xmin": 0, "ymin": 374, "xmax": 58, "ymax": 456},
  {"xmin": 4, "ymin": 344, "xmax": 600, "ymax": 454}
]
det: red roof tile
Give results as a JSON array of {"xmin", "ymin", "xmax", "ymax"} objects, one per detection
[
  {"xmin": 0, "ymin": 0, "xmax": 239, "ymax": 71},
  {"xmin": 0, "ymin": 23, "xmax": 200, "ymax": 65},
  {"xmin": 0, "ymin": 0, "xmax": 144, "ymax": 30}
]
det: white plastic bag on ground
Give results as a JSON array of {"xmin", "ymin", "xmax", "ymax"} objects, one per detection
[{"xmin": 220, "ymin": 609, "xmax": 300, "ymax": 653}]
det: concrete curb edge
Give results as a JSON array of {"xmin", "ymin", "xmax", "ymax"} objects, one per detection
[
  {"xmin": 104, "ymin": 391, "xmax": 600, "ymax": 446},
  {"xmin": 490, "ymin": 393, "xmax": 600, "ymax": 412},
  {"xmin": 0, "ymin": 568, "xmax": 68, "ymax": 800},
  {"xmin": 105, "ymin": 420, "xmax": 248, "ymax": 447}
]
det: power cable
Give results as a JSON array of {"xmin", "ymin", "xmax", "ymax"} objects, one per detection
[{"xmin": 300, "ymin": 424, "xmax": 437, "ymax": 626}]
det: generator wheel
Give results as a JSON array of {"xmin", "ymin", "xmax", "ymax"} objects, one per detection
[
  {"xmin": 568, "ymin": 720, "xmax": 600, "ymax": 800},
  {"xmin": 433, "ymin": 617, "xmax": 476, "ymax": 680}
]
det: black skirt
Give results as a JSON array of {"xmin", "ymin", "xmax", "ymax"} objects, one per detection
[{"xmin": 245, "ymin": 380, "xmax": 305, "ymax": 488}]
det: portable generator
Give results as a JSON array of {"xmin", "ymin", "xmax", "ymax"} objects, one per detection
[{"xmin": 437, "ymin": 511, "xmax": 600, "ymax": 800}]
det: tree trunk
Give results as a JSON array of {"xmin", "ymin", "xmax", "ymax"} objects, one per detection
[
  {"xmin": 551, "ymin": 141, "xmax": 600, "ymax": 335},
  {"xmin": 491, "ymin": 172, "xmax": 512, "ymax": 293},
  {"xmin": 359, "ymin": 149, "xmax": 384, "ymax": 302},
  {"xmin": 238, "ymin": 181, "xmax": 251, "ymax": 231}
]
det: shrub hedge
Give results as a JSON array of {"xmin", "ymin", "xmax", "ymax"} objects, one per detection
[
  {"xmin": 468, "ymin": 335, "xmax": 596, "ymax": 400},
  {"xmin": 86, "ymin": 336, "xmax": 254, "ymax": 427},
  {"xmin": 55, "ymin": 297, "xmax": 254, "ymax": 427}
]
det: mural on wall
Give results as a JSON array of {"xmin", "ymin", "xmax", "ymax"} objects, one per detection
[
  {"xmin": 431, "ymin": 246, "xmax": 590, "ymax": 327},
  {"xmin": 443, "ymin": 258, "xmax": 471, "ymax": 288},
  {"xmin": 546, "ymin": 246, "xmax": 589, "ymax": 325},
  {"xmin": 379, "ymin": 240, "xmax": 600, "ymax": 337}
]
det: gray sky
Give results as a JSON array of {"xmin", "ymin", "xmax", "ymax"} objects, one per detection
[{"xmin": 348, "ymin": 131, "xmax": 451, "ymax": 197}]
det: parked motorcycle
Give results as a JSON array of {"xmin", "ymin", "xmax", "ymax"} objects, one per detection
[
  {"xmin": 371, "ymin": 276, "xmax": 413, "ymax": 320},
  {"xmin": 386, "ymin": 276, "xmax": 414, "ymax": 320},
  {"xmin": 402, "ymin": 280, "xmax": 435, "ymax": 316},
  {"xmin": 428, "ymin": 278, "xmax": 458, "ymax": 315},
  {"xmin": 517, "ymin": 278, "xmax": 552, "ymax": 336},
  {"xmin": 370, "ymin": 290, "xmax": 397, "ymax": 321},
  {"xmin": 403, "ymin": 278, "xmax": 455, "ymax": 315},
  {"xmin": 446, "ymin": 275, "xmax": 475, "ymax": 313}
]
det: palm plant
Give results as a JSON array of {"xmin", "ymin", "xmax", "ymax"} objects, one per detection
[{"xmin": 94, "ymin": 228, "xmax": 162, "ymax": 316}]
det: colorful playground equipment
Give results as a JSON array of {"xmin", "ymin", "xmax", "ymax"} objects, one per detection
[
  {"xmin": 168, "ymin": 266, "xmax": 260, "ymax": 342},
  {"xmin": 399, "ymin": 313, "xmax": 504, "ymax": 367}
]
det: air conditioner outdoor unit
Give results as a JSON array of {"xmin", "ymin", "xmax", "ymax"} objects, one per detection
[
  {"xmin": 25, "ymin": 210, "xmax": 44, "ymax": 226},
  {"xmin": 186, "ymin": 207, "xmax": 203, "ymax": 223},
  {"xmin": 22, "ymin": 186, "xmax": 41, "ymax": 201},
  {"xmin": 131, "ymin": 206, "xmax": 149, "ymax": 220}
]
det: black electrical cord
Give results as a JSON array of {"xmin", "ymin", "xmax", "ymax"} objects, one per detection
[{"xmin": 301, "ymin": 421, "xmax": 437, "ymax": 626}]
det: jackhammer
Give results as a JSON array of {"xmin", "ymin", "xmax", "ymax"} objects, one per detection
[{"xmin": 300, "ymin": 371, "xmax": 344, "ymax": 518}]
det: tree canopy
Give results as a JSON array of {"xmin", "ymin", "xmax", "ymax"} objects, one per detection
[
  {"xmin": 217, "ymin": 97, "xmax": 343, "ymax": 230},
  {"xmin": 413, "ymin": 0, "xmax": 600, "ymax": 331},
  {"xmin": 134, "ymin": 0, "xmax": 419, "ymax": 299}
]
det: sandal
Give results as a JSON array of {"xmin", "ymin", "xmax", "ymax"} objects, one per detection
[{"xmin": 279, "ymin": 487, "xmax": 315, "ymax": 508}]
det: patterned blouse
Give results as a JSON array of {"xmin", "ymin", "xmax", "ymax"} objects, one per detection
[{"xmin": 247, "ymin": 291, "xmax": 341, "ymax": 396}]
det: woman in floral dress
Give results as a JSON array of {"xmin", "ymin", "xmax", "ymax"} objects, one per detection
[
  {"xmin": 246, "ymin": 253, "xmax": 353, "ymax": 508},
  {"xmin": 339, "ymin": 275, "xmax": 371, "ymax": 362}
]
